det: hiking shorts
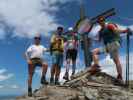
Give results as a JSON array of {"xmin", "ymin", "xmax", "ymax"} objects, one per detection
[
  {"xmin": 99, "ymin": 41, "xmax": 120, "ymax": 59},
  {"xmin": 52, "ymin": 52, "xmax": 63, "ymax": 67},
  {"xmin": 31, "ymin": 58, "xmax": 47, "ymax": 67},
  {"xmin": 66, "ymin": 49, "xmax": 77, "ymax": 61}
]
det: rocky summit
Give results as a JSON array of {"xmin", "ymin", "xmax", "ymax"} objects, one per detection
[{"xmin": 16, "ymin": 68, "xmax": 133, "ymax": 100}]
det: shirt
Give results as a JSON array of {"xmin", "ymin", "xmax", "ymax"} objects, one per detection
[
  {"xmin": 50, "ymin": 34, "xmax": 64, "ymax": 53},
  {"xmin": 65, "ymin": 33, "xmax": 79, "ymax": 50},
  {"xmin": 66, "ymin": 36, "xmax": 78, "ymax": 50},
  {"xmin": 25, "ymin": 44, "xmax": 47, "ymax": 60}
]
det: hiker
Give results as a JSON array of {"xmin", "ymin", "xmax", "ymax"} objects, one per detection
[
  {"xmin": 25, "ymin": 35, "xmax": 48, "ymax": 96},
  {"xmin": 90, "ymin": 17, "xmax": 129, "ymax": 80},
  {"xmin": 63, "ymin": 27, "xmax": 79, "ymax": 80},
  {"xmin": 50, "ymin": 26, "xmax": 64, "ymax": 85}
]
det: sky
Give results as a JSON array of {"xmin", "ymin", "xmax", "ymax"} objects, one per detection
[{"xmin": 0, "ymin": 0, "xmax": 133, "ymax": 96}]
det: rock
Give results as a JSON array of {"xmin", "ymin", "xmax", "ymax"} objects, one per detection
[{"xmin": 16, "ymin": 69, "xmax": 133, "ymax": 100}]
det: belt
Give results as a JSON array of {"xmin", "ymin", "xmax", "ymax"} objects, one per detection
[{"xmin": 31, "ymin": 58, "xmax": 41, "ymax": 60}]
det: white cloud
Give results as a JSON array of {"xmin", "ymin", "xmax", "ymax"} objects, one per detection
[
  {"xmin": 0, "ymin": 68, "xmax": 14, "ymax": 81},
  {"xmin": 0, "ymin": 85, "xmax": 4, "ymax": 88},
  {"xmin": 10, "ymin": 84, "xmax": 19, "ymax": 89},
  {"xmin": 0, "ymin": 0, "xmax": 79, "ymax": 39},
  {"xmin": 0, "ymin": 74, "xmax": 14, "ymax": 81},
  {"xmin": 0, "ymin": 28, "xmax": 5, "ymax": 39},
  {"xmin": 0, "ymin": 69, "xmax": 7, "ymax": 74}
]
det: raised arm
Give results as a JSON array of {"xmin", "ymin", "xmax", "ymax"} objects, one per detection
[{"xmin": 107, "ymin": 23, "xmax": 128, "ymax": 34}]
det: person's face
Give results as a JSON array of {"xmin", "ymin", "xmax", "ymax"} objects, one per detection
[
  {"xmin": 69, "ymin": 31, "xmax": 74, "ymax": 35},
  {"xmin": 57, "ymin": 29, "xmax": 63, "ymax": 35},
  {"xmin": 34, "ymin": 37, "xmax": 41, "ymax": 45},
  {"xmin": 98, "ymin": 20, "xmax": 105, "ymax": 27}
]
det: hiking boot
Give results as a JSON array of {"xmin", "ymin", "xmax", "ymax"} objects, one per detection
[
  {"xmin": 28, "ymin": 87, "xmax": 32, "ymax": 97},
  {"xmin": 41, "ymin": 76, "xmax": 49, "ymax": 85},
  {"xmin": 50, "ymin": 77, "xmax": 54, "ymax": 85},
  {"xmin": 114, "ymin": 75, "xmax": 124, "ymax": 86},
  {"xmin": 63, "ymin": 72, "xmax": 69, "ymax": 81},
  {"xmin": 88, "ymin": 64, "xmax": 101, "ymax": 75}
]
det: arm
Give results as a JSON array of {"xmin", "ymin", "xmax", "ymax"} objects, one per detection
[
  {"xmin": 25, "ymin": 46, "xmax": 32, "ymax": 64},
  {"xmin": 94, "ymin": 33, "xmax": 101, "ymax": 42},
  {"xmin": 113, "ymin": 28, "xmax": 128, "ymax": 34},
  {"xmin": 107, "ymin": 24, "xmax": 128, "ymax": 34},
  {"xmin": 25, "ymin": 52, "xmax": 30, "ymax": 61},
  {"xmin": 43, "ymin": 47, "xmax": 50, "ymax": 52}
]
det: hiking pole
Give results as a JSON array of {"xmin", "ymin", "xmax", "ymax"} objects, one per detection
[{"xmin": 125, "ymin": 28, "xmax": 132, "ymax": 87}]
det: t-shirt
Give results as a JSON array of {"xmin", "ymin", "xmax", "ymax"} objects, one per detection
[
  {"xmin": 65, "ymin": 34, "xmax": 79, "ymax": 50},
  {"xmin": 26, "ymin": 44, "xmax": 47, "ymax": 59},
  {"xmin": 50, "ymin": 34, "xmax": 64, "ymax": 53}
]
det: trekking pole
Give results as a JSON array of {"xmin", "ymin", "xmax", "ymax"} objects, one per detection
[{"xmin": 126, "ymin": 28, "xmax": 132, "ymax": 87}]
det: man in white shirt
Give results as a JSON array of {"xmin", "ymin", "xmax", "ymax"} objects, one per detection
[{"xmin": 25, "ymin": 35, "xmax": 48, "ymax": 97}]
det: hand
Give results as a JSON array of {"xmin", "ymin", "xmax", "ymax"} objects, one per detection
[
  {"xmin": 27, "ymin": 60, "xmax": 32, "ymax": 64},
  {"xmin": 127, "ymin": 28, "xmax": 133, "ymax": 35}
]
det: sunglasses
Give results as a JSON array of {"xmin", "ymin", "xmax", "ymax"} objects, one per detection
[
  {"xmin": 98, "ymin": 18, "xmax": 105, "ymax": 23},
  {"xmin": 34, "ymin": 37, "xmax": 41, "ymax": 40}
]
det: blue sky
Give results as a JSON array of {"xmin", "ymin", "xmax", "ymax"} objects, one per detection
[{"xmin": 0, "ymin": 0, "xmax": 133, "ymax": 96}]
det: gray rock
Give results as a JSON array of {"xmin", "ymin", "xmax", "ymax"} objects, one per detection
[{"xmin": 16, "ymin": 70, "xmax": 133, "ymax": 100}]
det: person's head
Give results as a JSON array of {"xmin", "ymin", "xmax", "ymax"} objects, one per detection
[
  {"xmin": 68, "ymin": 27, "xmax": 75, "ymax": 36},
  {"xmin": 57, "ymin": 26, "xmax": 63, "ymax": 36},
  {"xmin": 34, "ymin": 35, "xmax": 41, "ymax": 45},
  {"xmin": 97, "ymin": 17, "xmax": 105, "ymax": 27},
  {"xmin": 68, "ymin": 27, "xmax": 73, "ymax": 32}
]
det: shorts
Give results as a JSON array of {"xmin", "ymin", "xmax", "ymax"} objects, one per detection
[
  {"xmin": 31, "ymin": 58, "xmax": 47, "ymax": 67},
  {"xmin": 99, "ymin": 41, "xmax": 120, "ymax": 59},
  {"xmin": 52, "ymin": 52, "xmax": 63, "ymax": 67},
  {"xmin": 66, "ymin": 49, "xmax": 77, "ymax": 61}
]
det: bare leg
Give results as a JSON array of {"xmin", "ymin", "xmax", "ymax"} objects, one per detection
[
  {"xmin": 42, "ymin": 64, "xmax": 48, "ymax": 78},
  {"xmin": 41, "ymin": 64, "xmax": 48, "ymax": 84},
  {"xmin": 63, "ymin": 59, "xmax": 70, "ymax": 80},
  {"xmin": 72, "ymin": 60, "xmax": 76, "ymax": 75},
  {"xmin": 28, "ymin": 64, "xmax": 35, "ymax": 88},
  {"xmin": 113, "ymin": 54, "xmax": 123, "ymax": 80},
  {"xmin": 66, "ymin": 59, "xmax": 70, "ymax": 73},
  {"xmin": 50, "ymin": 64, "xmax": 56, "ymax": 83},
  {"xmin": 28, "ymin": 63, "xmax": 35, "ymax": 96},
  {"xmin": 89, "ymin": 48, "xmax": 101, "ymax": 75},
  {"xmin": 55, "ymin": 64, "xmax": 61, "ymax": 84},
  {"xmin": 55, "ymin": 65, "xmax": 61, "ymax": 80},
  {"xmin": 92, "ymin": 48, "xmax": 100, "ymax": 65}
]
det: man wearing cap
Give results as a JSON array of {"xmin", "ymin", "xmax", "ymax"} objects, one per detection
[
  {"xmin": 50, "ymin": 27, "xmax": 64, "ymax": 85},
  {"xmin": 63, "ymin": 27, "xmax": 80, "ymax": 81},
  {"xmin": 90, "ymin": 17, "xmax": 129, "ymax": 81},
  {"xmin": 25, "ymin": 35, "xmax": 48, "ymax": 96}
]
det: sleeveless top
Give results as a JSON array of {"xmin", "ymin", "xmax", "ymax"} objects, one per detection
[{"xmin": 99, "ymin": 24, "xmax": 120, "ymax": 45}]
